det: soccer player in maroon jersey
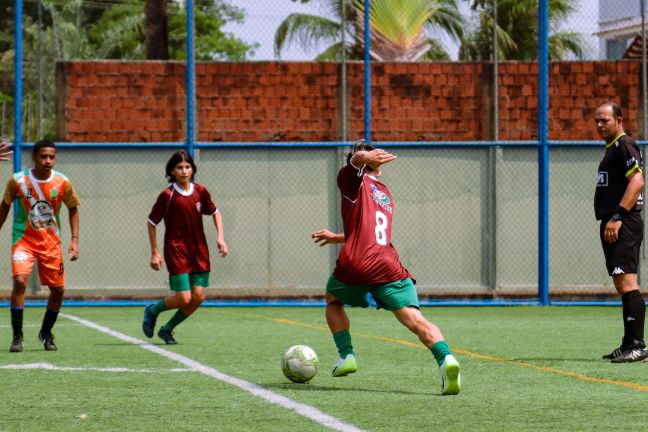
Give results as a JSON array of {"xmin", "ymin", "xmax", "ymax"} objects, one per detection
[
  {"xmin": 142, "ymin": 151, "xmax": 228, "ymax": 344},
  {"xmin": 312, "ymin": 140, "xmax": 461, "ymax": 395}
]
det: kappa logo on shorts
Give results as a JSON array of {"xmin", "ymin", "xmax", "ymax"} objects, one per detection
[
  {"xmin": 12, "ymin": 250, "xmax": 29, "ymax": 263},
  {"xmin": 612, "ymin": 267, "xmax": 625, "ymax": 275},
  {"xmin": 597, "ymin": 172, "xmax": 608, "ymax": 187}
]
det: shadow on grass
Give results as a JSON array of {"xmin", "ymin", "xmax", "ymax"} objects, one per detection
[
  {"xmin": 264, "ymin": 382, "xmax": 433, "ymax": 396},
  {"xmin": 510, "ymin": 357, "xmax": 603, "ymax": 363}
]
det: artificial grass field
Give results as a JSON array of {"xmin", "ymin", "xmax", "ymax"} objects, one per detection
[{"xmin": 0, "ymin": 306, "xmax": 646, "ymax": 431}]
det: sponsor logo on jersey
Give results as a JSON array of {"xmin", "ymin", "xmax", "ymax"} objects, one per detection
[
  {"xmin": 12, "ymin": 250, "xmax": 29, "ymax": 263},
  {"xmin": 626, "ymin": 157, "xmax": 638, "ymax": 167},
  {"xmin": 29, "ymin": 200, "xmax": 54, "ymax": 229},
  {"xmin": 596, "ymin": 171, "xmax": 608, "ymax": 187},
  {"xmin": 612, "ymin": 267, "xmax": 625, "ymax": 275},
  {"xmin": 370, "ymin": 184, "xmax": 392, "ymax": 214}
]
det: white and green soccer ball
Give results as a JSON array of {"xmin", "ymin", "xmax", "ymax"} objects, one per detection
[{"xmin": 281, "ymin": 345, "xmax": 319, "ymax": 383}]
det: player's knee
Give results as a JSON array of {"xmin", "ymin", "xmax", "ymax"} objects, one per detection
[
  {"xmin": 12, "ymin": 276, "xmax": 29, "ymax": 292},
  {"xmin": 192, "ymin": 291, "xmax": 206, "ymax": 305},
  {"xmin": 50, "ymin": 286, "xmax": 65, "ymax": 298}
]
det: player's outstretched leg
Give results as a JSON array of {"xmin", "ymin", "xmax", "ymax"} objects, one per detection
[{"xmin": 393, "ymin": 306, "xmax": 461, "ymax": 395}]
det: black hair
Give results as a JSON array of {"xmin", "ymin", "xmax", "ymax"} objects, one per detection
[
  {"xmin": 165, "ymin": 151, "xmax": 197, "ymax": 183},
  {"xmin": 33, "ymin": 139, "xmax": 56, "ymax": 155},
  {"xmin": 346, "ymin": 139, "xmax": 376, "ymax": 164},
  {"xmin": 599, "ymin": 101, "xmax": 623, "ymax": 118}
]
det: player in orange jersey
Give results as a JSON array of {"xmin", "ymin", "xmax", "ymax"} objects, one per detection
[{"xmin": 0, "ymin": 140, "xmax": 80, "ymax": 352}]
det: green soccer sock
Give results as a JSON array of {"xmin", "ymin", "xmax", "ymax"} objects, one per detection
[
  {"xmin": 333, "ymin": 329, "xmax": 354, "ymax": 358},
  {"xmin": 430, "ymin": 341, "xmax": 452, "ymax": 366},
  {"xmin": 150, "ymin": 299, "xmax": 168, "ymax": 316},
  {"xmin": 162, "ymin": 310, "xmax": 188, "ymax": 331}
]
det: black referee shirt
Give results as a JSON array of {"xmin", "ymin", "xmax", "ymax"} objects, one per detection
[{"xmin": 594, "ymin": 133, "xmax": 644, "ymax": 220}]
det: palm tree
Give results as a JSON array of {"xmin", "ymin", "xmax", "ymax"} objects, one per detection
[
  {"xmin": 274, "ymin": 0, "xmax": 464, "ymax": 61},
  {"xmin": 459, "ymin": 0, "xmax": 584, "ymax": 61}
]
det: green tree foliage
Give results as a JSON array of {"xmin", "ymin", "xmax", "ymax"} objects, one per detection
[
  {"xmin": 275, "ymin": 0, "xmax": 464, "ymax": 61},
  {"xmin": 459, "ymin": 0, "xmax": 584, "ymax": 60},
  {"xmin": 0, "ymin": 0, "xmax": 258, "ymax": 140}
]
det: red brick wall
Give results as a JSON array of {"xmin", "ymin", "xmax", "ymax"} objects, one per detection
[{"xmin": 56, "ymin": 60, "xmax": 642, "ymax": 143}]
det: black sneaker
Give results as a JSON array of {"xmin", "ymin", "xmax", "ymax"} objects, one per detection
[
  {"xmin": 38, "ymin": 331, "xmax": 58, "ymax": 351},
  {"xmin": 602, "ymin": 345, "xmax": 626, "ymax": 360},
  {"xmin": 157, "ymin": 327, "xmax": 177, "ymax": 345},
  {"xmin": 9, "ymin": 332, "xmax": 23, "ymax": 353},
  {"xmin": 610, "ymin": 344, "xmax": 648, "ymax": 363},
  {"xmin": 142, "ymin": 304, "xmax": 158, "ymax": 338}
]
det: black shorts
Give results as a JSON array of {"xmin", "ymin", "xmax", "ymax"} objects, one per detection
[{"xmin": 600, "ymin": 212, "xmax": 644, "ymax": 276}]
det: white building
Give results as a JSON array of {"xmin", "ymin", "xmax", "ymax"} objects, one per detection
[{"xmin": 597, "ymin": 0, "xmax": 645, "ymax": 59}]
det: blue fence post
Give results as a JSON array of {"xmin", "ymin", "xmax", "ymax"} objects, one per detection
[
  {"xmin": 538, "ymin": 0, "xmax": 550, "ymax": 305},
  {"xmin": 363, "ymin": 0, "xmax": 371, "ymax": 144},
  {"xmin": 14, "ymin": 0, "xmax": 23, "ymax": 172},
  {"xmin": 186, "ymin": 0, "xmax": 195, "ymax": 157}
]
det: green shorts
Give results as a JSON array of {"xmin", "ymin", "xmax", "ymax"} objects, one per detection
[
  {"xmin": 169, "ymin": 272, "xmax": 210, "ymax": 292},
  {"xmin": 326, "ymin": 274, "xmax": 419, "ymax": 311}
]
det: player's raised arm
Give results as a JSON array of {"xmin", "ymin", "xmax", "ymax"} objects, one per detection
[
  {"xmin": 311, "ymin": 229, "xmax": 345, "ymax": 246},
  {"xmin": 350, "ymin": 149, "xmax": 396, "ymax": 171}
]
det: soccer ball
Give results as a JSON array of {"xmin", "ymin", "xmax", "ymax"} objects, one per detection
[{"xmin": 281, "ymin": 345, "xmax": 319, "ymax": 383}]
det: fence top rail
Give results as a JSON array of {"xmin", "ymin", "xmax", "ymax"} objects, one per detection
[{"xmin": 15, "ymin": 140, "xmax": 641, "ymax": 149}]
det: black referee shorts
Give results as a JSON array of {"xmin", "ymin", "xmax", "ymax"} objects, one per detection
[{"xmin": 600, "ymin": 212, "xmax": 644, "ymax": 276}]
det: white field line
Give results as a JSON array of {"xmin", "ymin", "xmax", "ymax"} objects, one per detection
[
  {"xmin": 0, "ymin": 362, "xmax": 192, "ymax": 373},
  {"xmin": 61, "ymin": 313, "xmax": 366, "ymax": 432}
]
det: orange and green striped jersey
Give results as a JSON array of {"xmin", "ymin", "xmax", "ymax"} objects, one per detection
[{"xmin": 3, "ymin": 169, "xmax": 80, "ymax": 249}]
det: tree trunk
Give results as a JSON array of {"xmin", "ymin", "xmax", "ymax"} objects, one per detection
[{"xmin": 145, "ymin": 0, "xmax": 169, "ymax": 60}]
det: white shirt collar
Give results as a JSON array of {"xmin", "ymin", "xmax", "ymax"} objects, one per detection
[
  {"xmin": 29, "ymin": 168, "xmax": 53, "ymax": 183},
  {"xmin": 173, "ymin": 182, "xmax": 194, "ymax": 196}
]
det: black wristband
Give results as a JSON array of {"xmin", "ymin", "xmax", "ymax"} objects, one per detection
[{"xmin": 616, "ymin": 206, "xmax": 630, "ymax": 218}]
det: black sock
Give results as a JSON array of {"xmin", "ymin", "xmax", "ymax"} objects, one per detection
[
  {"xmin": 40, "ymin": 308, "xmax": 59, "ymax": 336},
  {"xmin": 10, "ymin": 307, "xmax": 23, "ymax": 337},
  {"xmin": 621, "ymin": 290, "xmax": 646, "ymax": 346}
]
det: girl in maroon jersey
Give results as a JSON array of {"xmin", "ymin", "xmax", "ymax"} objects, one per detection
[
  {"xmin": 142, "ymin": 151, "xmax": 228, "ymax": 344},
  {"xmin": 312, "ymin": 140, "xmax": 461, "ymax": 395}
]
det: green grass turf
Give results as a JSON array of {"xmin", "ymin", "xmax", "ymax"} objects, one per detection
[{"xmin": 0, "ymin": 306, "xmax": 646, "ymax": 431}]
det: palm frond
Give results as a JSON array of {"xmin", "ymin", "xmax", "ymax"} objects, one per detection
[{"xmin": 274, "ymin": 13, "xmax": 341, "ymax": 58}]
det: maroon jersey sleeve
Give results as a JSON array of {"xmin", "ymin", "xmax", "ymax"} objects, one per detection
[
  {"xmin": 337, "ymin": 163, "xmax": 364, "ymax": 201},
  {"xmin": 148, "ymin": 188, "xmax": 172, "ymax": 225},
  {"xmin": 197, "ymin": 184, "xmax": 217, "ymax": 215}
]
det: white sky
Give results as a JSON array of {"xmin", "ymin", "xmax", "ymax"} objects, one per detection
[{"xmin": 225, "ymin": 0, "xmax": 601, "ymax": 61}]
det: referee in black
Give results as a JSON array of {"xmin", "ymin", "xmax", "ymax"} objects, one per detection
[{"xmin": 594, "ymin": 101, "xmax": 648, "ymax": 363}]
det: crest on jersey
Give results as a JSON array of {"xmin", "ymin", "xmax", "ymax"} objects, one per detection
[
  {"xmin": 196, "ymin": 202, "xmax": 201, "ymax": 213},
  {"xmin": 370, "ymin": 184, "xmax": 393, "ymax": 214},
  {"xmin": 50, "ymin": 188, "xmax": 59, "ymax": 199},
  {"xmin": 29, "ymin": 200, "xmax": 54, "ymax": 229}
]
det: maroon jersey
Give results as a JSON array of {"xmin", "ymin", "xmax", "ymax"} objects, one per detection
[
  {"xmin": 148, "ymin": 182, "xmax": 217, "ymax": 276},
  {"xmin": 333, "ymin": 164, "xmax": 412, "ymax": 285}
]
